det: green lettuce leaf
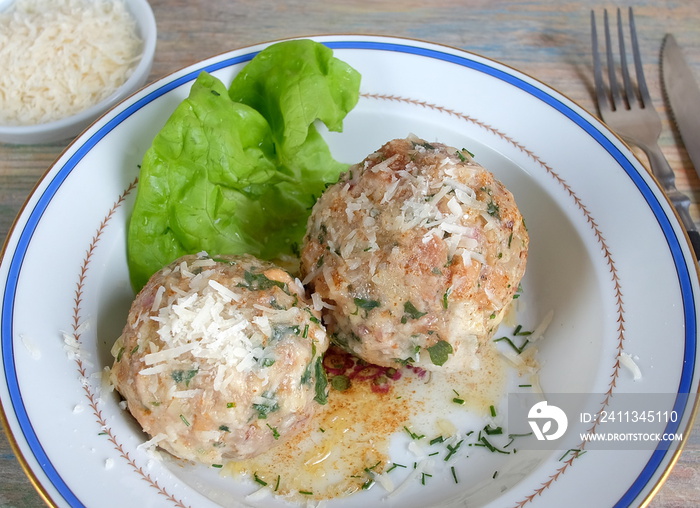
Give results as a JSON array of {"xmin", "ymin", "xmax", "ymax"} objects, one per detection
[
  {"xmin": 127, "ymin": 40, "xmax": 360, "ymax": 290},
  {"xmin": 229, "ymin": 39, "xmax": 362, "ymax": 152}
]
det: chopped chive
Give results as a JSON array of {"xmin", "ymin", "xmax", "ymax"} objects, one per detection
[
  {"xmin": 180, "ymin": 414, "xmax": 190, "ymax": 426},
  {"xmin": 364, "ymin": 461, "xmax": 381, "ymax": 473},
  {"xmin": 445, "ymin": 440, "xmax": 464, "ymax": 461},
  {"xmin": 478, "ymin": 436, "xmax": 494, "ymax": 452},
  {"xmin": 442, "ymin": 288, "xmax": 451, "ymax": 309},
  {"xmin": 302, "ymin": 324, "xmax": 309, "ymax": 338},
  {"xmin": 299, "ymin": 490, "xmax": 313, "ymax": 495},
  {"xmin": 493, "ymin": 335, "xmax": 529, "ymax": 354},
  {"xmin": 430, "ymin": 436, "xmax": 445, "ymax": 445},
  {"xmin": 490, "ymin": 405, "xmax": 497, "ymax": 417},
  {"xmin": 451, "ymin": 466, "xmax": 459, "ymax": 483},
  {"xmin": 513, "ymin": 325, "xmax": 533, "ymax": 336},
  {"xmin": 212, "ymin": 464, "xmax": 223, "ymax": 468},
  {"xmin": 479, "ymin": 436, "xmax": 510, "ymax": 454},
  {"xmin": 505, "ymin": 431, "xmax": 533, "ymax": 449},
  {"xmin": 254, "ymin": 473, "xmax": 268, "ymax": 486},
  {"xmin": 492, "ymin": 470, "xmax": 499, "ymax": 479},
  {"xmin": 484, "ymin": 425, "xmax": 503, "ymax": 435},
  {"xmin": 304, "ymin": 308, "xmax": 321, "ymax": 324},
  {"xmin": 267, "ymin": 424, "xmax": 280, "ymax": 439},
  {"xmin": 453, "ymin": 397, "xmax": 465, "ymax": 405},
  {"xmin": 421, "ymin": 472, "xmax": 433, "ymax": 485},
  {"xmin": 404, "ymin": 426, "xmax": 424, "ymax": 440},
  {"xmin": 386, "ymin": 463, "xmax": 407, "ymax": 473},
  {"xmin": 512, "ymin": 283, "xmax": 524, "ymax": 300},
  {"xmin": 519, "ymin": 384, "xmax": 532, "ymax": 387},
  {"xmin": 275, "ymin": 475, "xmax": 281, "ymax": 491},
  {"xmin": 559, "ymin": 449, "xmax": 587, "ymax": 461},
  {"xmin": 226, "ymin": 402, "xmax": 236, "ymax": 408}
]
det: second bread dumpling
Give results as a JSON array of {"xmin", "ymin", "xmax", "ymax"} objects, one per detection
[
  {"xmin": 301, "ymin": 136, "xmax": 528, "ymax": 371},
  {"xmin": 110, "ymin": 253, "xmax": 329, "ymax": 464}
]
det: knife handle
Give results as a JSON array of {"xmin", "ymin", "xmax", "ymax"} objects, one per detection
[{"xmin": 644, "ymin": 142, "xmax": 700, "ymax": 259}]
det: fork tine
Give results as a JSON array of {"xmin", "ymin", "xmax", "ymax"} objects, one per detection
[
  {"xmin": 616, "ymin": 8, "xmax": 635, "ymax": 109},
  {"xmin": 603, "ymin": 9, "xmax": 623, "ymax": 112},
  {"xmin": 591, "ymin": 11, "xmax": 608, "ymax": 111},
  {"xmin": 628, "ymin": 7, "xmax": 652, "ymax": 107}
]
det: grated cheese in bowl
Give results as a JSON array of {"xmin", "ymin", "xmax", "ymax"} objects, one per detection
[{"xmin": 0, "ymin": 0, "xmax": 156, "ymax": 143}]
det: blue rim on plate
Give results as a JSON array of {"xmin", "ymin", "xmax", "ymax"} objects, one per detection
[{"xmin": 1, "ymin": 37, "xmax": 697, "ymax": 507}]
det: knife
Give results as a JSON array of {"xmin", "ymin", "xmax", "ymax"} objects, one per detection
[
  {"xmin": 661, "ymin": 34, "xmax": 700, "ymax": 177},
  {"xmin": 661, "ymin": 34, "xmax": 700, "ymax": 258}
]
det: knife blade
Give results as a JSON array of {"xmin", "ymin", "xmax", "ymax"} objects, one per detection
[
  {"xmin": 661, "ymin": 34, "xmax": 700, "ymax": 177},
  {"xmin": 660, "ymin": 34, "xmax": 700, "ymax": 258}
]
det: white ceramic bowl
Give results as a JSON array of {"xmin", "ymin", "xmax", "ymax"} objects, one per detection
[{"xmin": 0, "ymin": 0, "xmax": 157, "ymax": 145}]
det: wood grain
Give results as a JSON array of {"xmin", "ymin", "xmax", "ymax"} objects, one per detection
[{"xmin": 1, "ymin": 1, "xmax": 699, "ymax": 506}]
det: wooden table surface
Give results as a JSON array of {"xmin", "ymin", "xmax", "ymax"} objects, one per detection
[{"xmin": 1, "ymin": 0, "xmax": 700, "ymax": 506}]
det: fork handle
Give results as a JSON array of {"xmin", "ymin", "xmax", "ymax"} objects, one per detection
[{"xmin": 644, "ymin": 143, "xmax": 700, "ymax": 257}]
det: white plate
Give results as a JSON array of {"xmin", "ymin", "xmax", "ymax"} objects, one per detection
[{"xmin": 1, "ymin": 35, "xmax": 698, "ymax": 508}]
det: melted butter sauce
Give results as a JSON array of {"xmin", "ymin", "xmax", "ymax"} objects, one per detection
[
  {"xmin": 226, "ymin": 377, "xmax": 414, "ymax": 501},
  {"xmin": 223, "ymin": 342, "xmax": 511, "ymax": 504}
]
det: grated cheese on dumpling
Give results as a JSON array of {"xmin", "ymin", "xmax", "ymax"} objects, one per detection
[
  {"xmin": 301, "ymin": 136, "xmax": 529, "ymax": 372},
  {"xmin": 110, "ymin": 253, "xmax": 329, "ymax": 464}
]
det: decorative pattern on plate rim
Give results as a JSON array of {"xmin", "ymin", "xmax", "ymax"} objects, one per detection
[{"xmin": 64, "ymin": 93, "xmax": 624, "ymax": 508}]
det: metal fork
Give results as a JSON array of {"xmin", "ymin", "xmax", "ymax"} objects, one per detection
[{"xmin": 591, "ymin": 7, "xmax": 700, "ymax": 252}]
